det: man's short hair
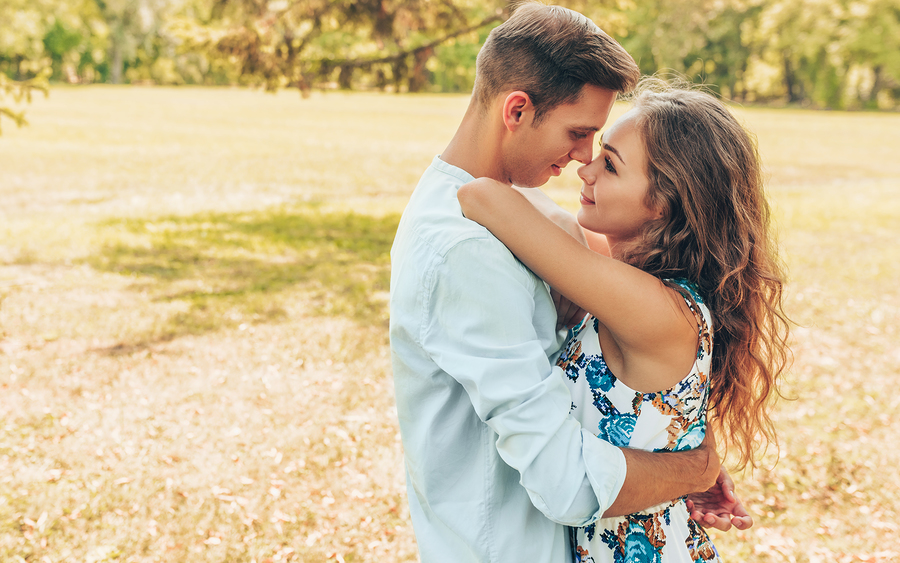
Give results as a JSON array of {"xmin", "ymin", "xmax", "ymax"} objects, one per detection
[{"xmin": 474, "ymin": 2, "xmax": 639, "ymax": 124}]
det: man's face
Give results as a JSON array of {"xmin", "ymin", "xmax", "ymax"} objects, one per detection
[{"xmin": 503, "ymin": 84, "xmax": 617, "ymax": 188}]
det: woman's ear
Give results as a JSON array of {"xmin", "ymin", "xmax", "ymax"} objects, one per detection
[
  {"xmin": 646, "ymin": 193, "xmax": 667, "ymax": 221},
  {"xmin": 502, "ymin": 91, "xmax": 533, "ymax": 132},
  {"xmin": 645, "ymin": 183, "xmax": 667, "ymax": 221}
]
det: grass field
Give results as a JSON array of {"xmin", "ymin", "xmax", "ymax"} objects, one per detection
[{"xmin": 1, "ymin": 86, "xmax": 899, "ymax": 562}]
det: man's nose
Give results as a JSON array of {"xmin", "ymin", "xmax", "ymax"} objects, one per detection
[{"xmin": 570, "ymin": 139, "xmax": 594, "ymax": 165}]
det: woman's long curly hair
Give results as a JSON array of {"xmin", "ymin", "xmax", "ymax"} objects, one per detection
[{"xmin": 622, "ymin": 78, "xmax": 791, "ymax": 469}]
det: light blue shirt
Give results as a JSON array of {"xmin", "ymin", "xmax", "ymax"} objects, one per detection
[{"xmin": 389, "ymin": 157, "xmax": 627, "ymax": 563}]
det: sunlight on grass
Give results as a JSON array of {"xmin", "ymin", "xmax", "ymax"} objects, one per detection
[
  {"xmin": 0, "ymin": 86, "xmax": 465, "ymax": 223},
  {"xmin": 87, "ymin": 207, "xmax": 398, "ymax": 339},
  {"xmin": 1, "ymin": 87, "xmax": 899, "ymax": 562}
]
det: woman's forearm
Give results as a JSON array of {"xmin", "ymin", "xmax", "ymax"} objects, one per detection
[{"xmin": 514, "ymin": 187, "xmax": 588, "ymax": 245}]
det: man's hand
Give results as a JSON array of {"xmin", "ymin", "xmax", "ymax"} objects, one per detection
[
  {"xmin": 551, "ymin": 288, "xmax": 587, "ymax": 330},
  {"xmin": 686, "ymin": 468, "xmax": 753, "ymax": 532},
  {"xmin": 695, "ymin": 424, "xmax": 721, "ymax": 492}
]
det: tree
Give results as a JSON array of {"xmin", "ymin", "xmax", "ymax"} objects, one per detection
[
  {"xmin": 170, "ymin": 0, "xmax": 505, "ymax": 94},
  {"xmin": 746, "ymin": 0, "xmax": 844, "ymax": 106},
  {"xmin": 0, "ymin": 74, "xmax": 48, "ymax": 134},
  {"xmin": 93, "ymin": 0, "xmax": 175, "ymax": 84},
  {"xmin": 614, "ymin": 0, "xmax": 762, "ymax": 100},
  {"xmin": 742, "ymin": 0, "xmax": 900, "ymax": 108},
  {"xmin": 0, "ymin": 0, "xmax": 54, "ymax": 132},
  {"xmin": 845, "ymin": 0, "xmax": 900, "ymax": 107}
]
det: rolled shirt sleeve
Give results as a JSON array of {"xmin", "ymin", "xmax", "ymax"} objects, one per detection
[{"xmin": 421, "ymin": 235, "xmax": 627, "ymax": 525}]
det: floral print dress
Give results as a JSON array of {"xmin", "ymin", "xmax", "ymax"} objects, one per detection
[{"xmin": 557, "ymin": 280, "xmax": 721, "ymax": 563}]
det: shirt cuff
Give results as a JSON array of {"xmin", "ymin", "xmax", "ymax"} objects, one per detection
[{"xmin": 580, "ymin": 428, "xmax": 628, "ymax": 517}]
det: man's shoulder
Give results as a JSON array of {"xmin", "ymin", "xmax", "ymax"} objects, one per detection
[
  {"xmin": 397, "ymin": 207, "xmax": 518, "ymax": 284},
  {"xmin": 396, "ymin": 160, "xmax": 504, "ymax": 259}
]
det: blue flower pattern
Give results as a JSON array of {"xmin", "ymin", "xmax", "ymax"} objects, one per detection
[
  {"xmin": 597, "ymin": 411, "xmax": 638, "ymax": 448},
  {"xmin": 557, "ymin": 280, "xmax": 720, "ymax": 563}
]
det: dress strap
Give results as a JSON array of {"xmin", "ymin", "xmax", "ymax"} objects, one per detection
[
  {"xmin": 666, "ymin": 279, "xmax": 713, "ymax": 360},
  {"xmin": 672, "ymin": 284, "xmax": 704, "ymax": 330}
]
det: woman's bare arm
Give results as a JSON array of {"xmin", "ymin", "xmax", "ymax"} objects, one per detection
[
  {"xmin": 458, "ymin": 179, "xmax": 686, "ymax": 354},
  {"xmin": 513, "ymin": 187, "xmax": 588, "ymax": 245},
  {"xmin": 459, "ymin": 179, "xmax": 721, "ymax": 514}
]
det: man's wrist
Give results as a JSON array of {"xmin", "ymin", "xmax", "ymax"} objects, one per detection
[{"xmin": 691, "ymin": 443, "xmax": 719, "ymax": 491}]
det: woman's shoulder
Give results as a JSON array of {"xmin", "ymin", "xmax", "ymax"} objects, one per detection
[
  {"xmin": 665, "ymin": 278, "xmax": 713, "ymax": 327},
  {"xmin": 666, "ymin": 278, "xmax": 706, "ymax": 305}
]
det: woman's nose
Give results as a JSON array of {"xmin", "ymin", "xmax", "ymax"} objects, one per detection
[{"xmin": 577, "ymin": 162, "xmax": 596, "ymax": 185}]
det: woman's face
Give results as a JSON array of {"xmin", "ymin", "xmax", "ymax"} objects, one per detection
[{"xmin": 575, "ymin": 109, "xmax": 660, "ymax": 246}]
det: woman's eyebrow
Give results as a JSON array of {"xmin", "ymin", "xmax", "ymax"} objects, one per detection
[{"xmin": 602, "ymin": 142, "xmax": 625, "ymax": 165}]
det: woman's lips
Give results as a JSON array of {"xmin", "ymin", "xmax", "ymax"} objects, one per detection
[{"xmin": 580, "ymin": 192, "xmax": 595, "ymax": 205}]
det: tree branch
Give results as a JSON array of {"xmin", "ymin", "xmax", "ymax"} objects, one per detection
[{"xmin": 320, "ymin": 12, "xmax": 503, "ymax": 70}]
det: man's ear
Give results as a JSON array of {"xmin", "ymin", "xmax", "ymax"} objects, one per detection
[{"xmin": 502, "ymin": 91, "xmax": 533, "ymax": 132}]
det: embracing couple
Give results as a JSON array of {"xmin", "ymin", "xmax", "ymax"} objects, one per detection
[{"xmin": 389, "ymin": 3, "xmax": 790, "ymax": 562}]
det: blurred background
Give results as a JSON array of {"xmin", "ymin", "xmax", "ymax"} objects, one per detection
[
  {"xmin": 3, "ymin": 0, "xmax": 900, "ymax": 112},
  {"xmin": 2, "ymin": 1, "xmax": 899, "ymax": 562}
]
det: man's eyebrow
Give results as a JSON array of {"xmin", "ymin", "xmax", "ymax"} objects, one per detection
[
  {"xmin": 571, "ymin": 126, "xmax": 599, "ymax": 135},
  {"xmin": 602, "ymin": 142, "xmax": 625, "ymax": 165}
]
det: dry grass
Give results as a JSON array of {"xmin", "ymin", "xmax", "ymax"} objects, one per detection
[{"xmin": 1, "ymin": 86, "xmax": 899, "ymax": 562}]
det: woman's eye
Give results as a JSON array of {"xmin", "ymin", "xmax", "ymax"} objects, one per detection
[{"xmin": 604, "ymin": 156, "xmax": 616, "ymax": 174}]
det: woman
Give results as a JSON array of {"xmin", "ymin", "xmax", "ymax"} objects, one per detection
[{"xmin": 457, "ymin": 80, "xmax": 791, "ymax": 562}]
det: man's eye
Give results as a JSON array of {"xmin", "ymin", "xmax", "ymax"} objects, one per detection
[{"xmin": 571, "ymin": 132, "xmax": 588, "ymax": 140}]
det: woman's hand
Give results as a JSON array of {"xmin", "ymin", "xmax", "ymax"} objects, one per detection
[
  {"xmin": 686, "ymin": 468, "xmax": 754, "ymax": 531},
  {"xmin": 551, "ymin": 288, "xmax": 587, "ymax": 330}
]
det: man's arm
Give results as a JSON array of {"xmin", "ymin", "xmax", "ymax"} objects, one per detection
[
  {"xmin": 424, "ymin": 237, "xmax": 624, "ymax": 525},
  {"xmin": 604, "ymin": 431, "xmax": 720, "ymax": 517},
  {"xmin": 426, "ymin": 237, "xmax": 723, "ymax": 524}
]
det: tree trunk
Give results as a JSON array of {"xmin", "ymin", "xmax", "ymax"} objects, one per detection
[
  {"xmin": 868, "ymin": 65, "xmax": 884, "ymax": 106},
  {"xmin": 407, "ymin": 47, "xmax": 433, "ymax": 93},
  {"xmin": 110, "ymin": 25, "xmax": 125, "ymax": 84},
  {"xmin": 783, "ymin": 51, "xmax": 800, "ymax": 103},
  {"xmin": 338, "ymin": 65, "xmax": 354, "ymax": 89},
  {"xmin": 392, "ymin": 57, "xmax": 407, "ymax": 92}
]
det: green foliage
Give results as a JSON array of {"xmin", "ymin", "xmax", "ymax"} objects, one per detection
[
  {"xmin": 615, "ymin": 0, "xmax": 900, "ymax": 108},
  {"xmin": 0, "ymin": 73, "xmax": 48, "ymax": 134},
  {"xmin": 43, "ymin": 21, "xmax": 83, "ymax": 64},
  {"xmin": 429, "ymin": 26, "xmax": 494, "ymax": 94},
  {"xmin": 169, "ymin": 0, "xmax": 504, "ymax": 93},
  {"xmin": 2, "ymin": 0, "xmax": 900, "ymax": 107},
  {"xmin": 844, "ymin": 0, "xmax": 900, "ymax": 107},
  {"xmin": 1, "ymin": 0, "xmax": 100, "ymax": 82}
]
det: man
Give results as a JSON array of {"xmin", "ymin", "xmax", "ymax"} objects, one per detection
[{"xmin": 389, "ymin": 4, "xmax": 747, "ymax": 562}]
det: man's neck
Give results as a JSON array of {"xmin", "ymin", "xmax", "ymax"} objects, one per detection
[{"xmin": 440, "ymin": 101, "xmax": 510, "ymax": 185}]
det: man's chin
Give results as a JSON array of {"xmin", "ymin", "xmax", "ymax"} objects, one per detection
[{"xmin": 513, "ymin": 174, "xmax": 551, "ymax": 189}]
